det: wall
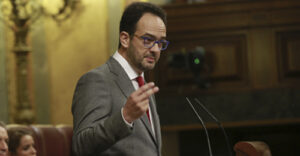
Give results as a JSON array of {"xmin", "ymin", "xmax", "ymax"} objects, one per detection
[
  {"xmin": 44, "ymin": 0, "xmax": 109, "ymax": 124},
  {"xmin": 107, "ymin": 0, "xmax": 123, "ymax": 55},
  {"xmin": 2, "ymin": 20, "xmax": 17, "ymax": 124},
  {"xmin": 0, "ymin": 11, "xmax": 8, "ymax": 122},
  {"xmin": 155, "ymin": 0, "xmax": 300, "ymax": 125},
  {"xmin": 156, "ymin": 1, "xmax": 300, "ymax": 155},
  {"xmin": 0, "ymin": 0, "xmax": 110, "ymax": 124},
  {"xmin": 0, "ymin": 0, "xmax": 170, "ymax": 124}
]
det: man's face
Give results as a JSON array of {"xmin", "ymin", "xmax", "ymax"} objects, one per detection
[
  {"xmin": 0, "ymin": 127, "xmax": 8, "ymax": 156},
  {"xmin": 127, "ymin": 13, "xmax": 166, "ymax": 74}
]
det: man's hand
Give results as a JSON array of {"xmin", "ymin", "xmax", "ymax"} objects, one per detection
[{"xmin": 123, "ymin": 82, "xmax": 159, "ymax": 123}]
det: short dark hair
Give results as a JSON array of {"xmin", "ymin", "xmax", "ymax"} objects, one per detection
[
  {"xmin": 118, "ymin": 2, "xmax": 167, "ymax": 48},
  {"xmin": 7, "ymin": 127, "xmax": 33, "ymax": 154}
]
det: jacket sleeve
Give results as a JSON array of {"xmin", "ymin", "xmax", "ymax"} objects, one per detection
[{"xmin": 71, "ymin": 70, "xmax": 132, "ymax": 156}]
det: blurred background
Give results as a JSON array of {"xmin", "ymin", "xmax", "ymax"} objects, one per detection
[{"xmin": 0, "ymin": 0, "xmax": 300, "ymax": 155}]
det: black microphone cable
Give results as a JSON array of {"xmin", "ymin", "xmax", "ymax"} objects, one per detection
[
  {"xmin": 194, "ymin": 98, "xmax": 233, "ymax": 156},
  {"xmin": 186, "ymin": 97, "xmax": 213, "ymax": 156}
]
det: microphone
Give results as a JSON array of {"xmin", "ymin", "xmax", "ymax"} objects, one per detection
[
  {"xmin": 186, "ymin": 97, "xmax": 213, "ymax": 156},
  {"xmin": 194, "ymin": 98, "xmax": 233, "ymax": 156}
]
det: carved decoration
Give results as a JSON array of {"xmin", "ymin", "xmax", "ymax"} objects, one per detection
[{"xmin": 0, "ymin": 0, "xmax": 80, "ymax": 124}]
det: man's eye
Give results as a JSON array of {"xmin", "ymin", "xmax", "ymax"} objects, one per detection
[{"xmin": 144, "ymin": 37, "xmax": 154, "ymax": 43}]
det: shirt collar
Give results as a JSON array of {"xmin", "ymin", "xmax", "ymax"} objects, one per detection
[{"xmin": 113, "ymin": 51, "xmax": 144, "ymax": 80}]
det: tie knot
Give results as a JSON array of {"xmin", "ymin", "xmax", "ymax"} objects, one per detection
[{"xmin": 136, "ymin": 76, "xmax": 144, "ymax": 87}]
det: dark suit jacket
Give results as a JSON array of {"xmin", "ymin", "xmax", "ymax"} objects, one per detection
[{"xmin": 72, "ymin": 57, "xmax": 162, "ymax": 156}]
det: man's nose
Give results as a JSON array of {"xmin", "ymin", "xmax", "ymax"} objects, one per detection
[{"xmin": 150, "ymin": 42, "xmax": 161, "ymax": 53}]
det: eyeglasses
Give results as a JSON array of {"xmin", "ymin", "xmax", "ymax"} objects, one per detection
[{"xmin": 134, "ymin": 34, "xmax": 169, "ymax": 51}]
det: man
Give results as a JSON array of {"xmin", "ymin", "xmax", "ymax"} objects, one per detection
[
  {"xmin": 0, "ymin": 122, "xmax": 8, "ymax": 156},
  {"xmin": 71, "ymin": 2, "xmax": 169, "ymax": 156}
]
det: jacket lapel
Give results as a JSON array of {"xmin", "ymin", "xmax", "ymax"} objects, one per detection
[
  {"xmin": 149, "ymin": 95, "xmax": 161, "ymax": 148},
  {"xmin": 107, "ymin": 57, "xmax": 159, "ymax": 146},
  {"xmin": 107, "ymin": 57, "xmax": 135, "ymax": 98}
]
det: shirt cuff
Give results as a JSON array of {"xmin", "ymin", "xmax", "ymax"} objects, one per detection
[{"xmin": 121, "ymin": 108, "xmax": 133, "ymax": 127}]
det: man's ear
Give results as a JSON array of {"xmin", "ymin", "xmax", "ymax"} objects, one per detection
[{"xmin": 120, "ymin": 31, "xmax": 130, "ymax": 48}]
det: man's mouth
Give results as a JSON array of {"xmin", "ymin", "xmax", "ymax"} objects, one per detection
[
  {"xmin": 0, "ymin": 151, "xmax": 7, "ymax": 156},
  {"xmin": 145, "ymin": 56, "xmax": 155, "ymax": 63}
]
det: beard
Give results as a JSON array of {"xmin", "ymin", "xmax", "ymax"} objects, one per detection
[{"xmin": 127, "ymin": 45, "xmax": 158, "ymax": 72}]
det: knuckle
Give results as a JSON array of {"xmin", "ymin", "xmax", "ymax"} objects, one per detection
[
  {"xmin": 137, "ymin": 105, "xmax": 144, "ymax": 112},
  {"xmin": 146, "ymin": 90, "xmax": 152, "ymax": 96},
  {"xmin": 129, "ymin": 95, "xmax": 135, "ymax": 100},
  {"xmin": 132, "ymin": 98, "xmax": 138, "ymax": 104}
]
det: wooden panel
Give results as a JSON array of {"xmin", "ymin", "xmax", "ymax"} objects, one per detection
[
  {"xmin": 154, "ymin": 34, "xmax": 248, "ymax": 93},
  {"xmin": 164, "ymin": 0, "xmax": 300, "ymax": 32},
  {"xmin": 177, "ymin": 121, "xmax": 300, "ymax": 156},
  {"xmin": 249, "ymin": 28, "xmax": 277, "ymax": 88},
  {"xmin": 277, "ymin": 30, "xmax": 300, "ymax": 86},
  {"xmin": 166, "ymin": 12, "xmax": 250, "ymax": 33},
  {"xmin": 208, "ymin": 43, "xmax": 238, "ymax": 78},
  {"xmin": 149, "ymin": 0, "xmax": 300, "ymax": 95}
]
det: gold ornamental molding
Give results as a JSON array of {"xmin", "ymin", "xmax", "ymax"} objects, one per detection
[{"xmin": 0, "ymin": 0, "xmax": 80, "ymax": 124}]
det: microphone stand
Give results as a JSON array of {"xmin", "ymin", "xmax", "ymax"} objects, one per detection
[
  {"xmin": 194, "ymin": 98, "xmax": 233, "ymax": 156},
  {"xmin": 186, "ymin": 97, "xmax": 213, "ymax": 156}
]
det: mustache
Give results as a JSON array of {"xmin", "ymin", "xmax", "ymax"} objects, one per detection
[{"xmin": 144, "ymin": 53, "xmax": 156, "ymax": 59}]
